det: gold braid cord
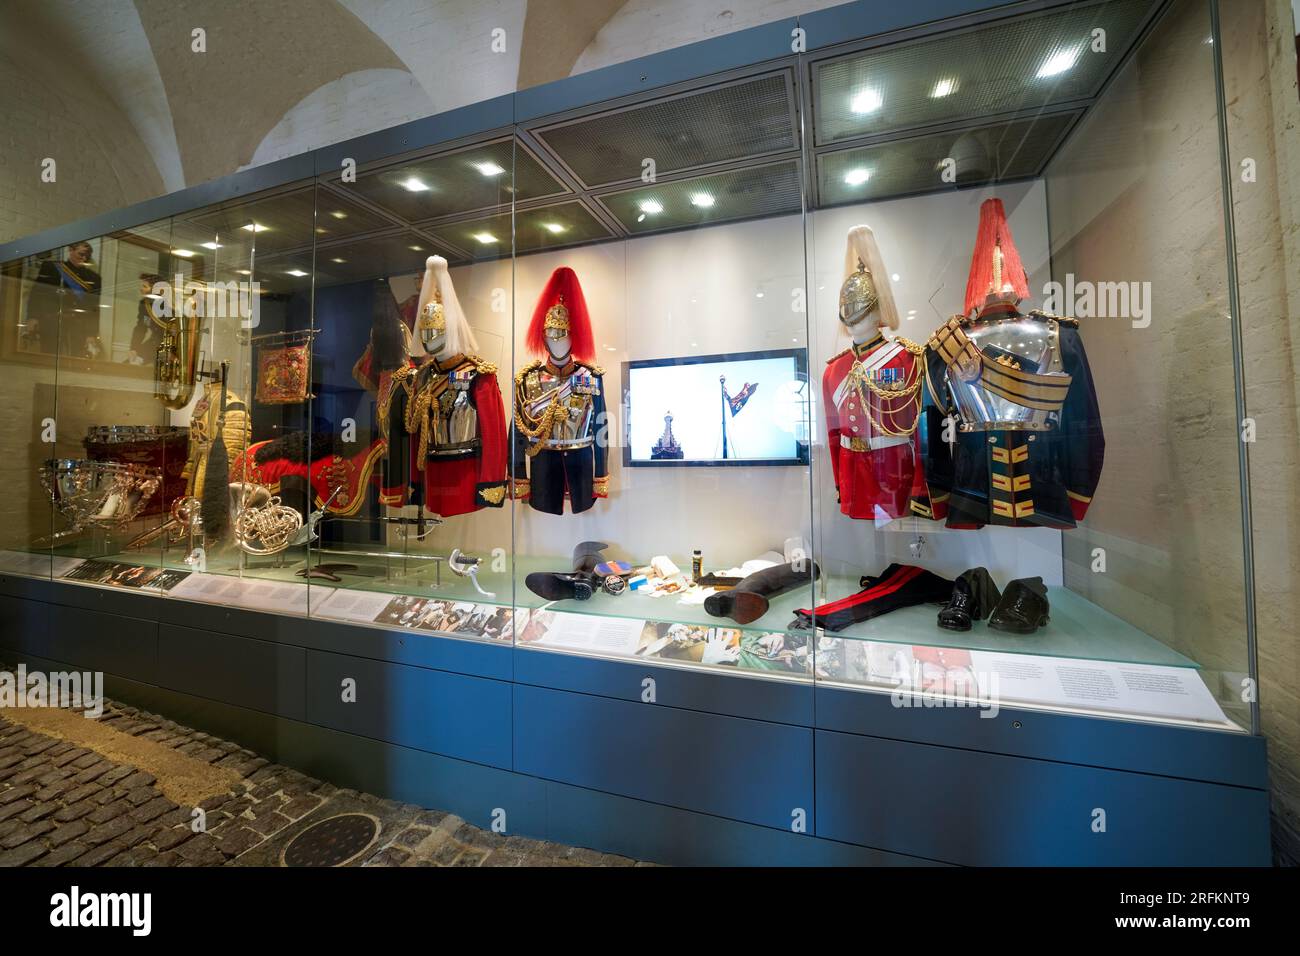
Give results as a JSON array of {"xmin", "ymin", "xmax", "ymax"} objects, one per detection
[
  {"xmin": 848, "ymin": 339, "xmax": 924, "ymax": 438},
  {"xmin": 513, "ymin": 392, "xmax": 564, "ymax": 457}
]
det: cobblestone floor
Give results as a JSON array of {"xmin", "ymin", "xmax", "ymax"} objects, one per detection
[{"xmin": 0, "ymin": 694, "xmax": 643, "ymax": 868}]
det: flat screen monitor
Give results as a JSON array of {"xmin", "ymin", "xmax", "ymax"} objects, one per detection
[{"xmin": 622, "ymin": 348, "xmax": 810, "ymax": 467}]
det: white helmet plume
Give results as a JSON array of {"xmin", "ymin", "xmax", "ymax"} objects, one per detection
[
  {"xmin": 843, "ymin": 224, "xmax": 900, "ymax": 331},
  {"xmin": 415, "ymin": 255, "xmax": 479, "ymax": 357}
]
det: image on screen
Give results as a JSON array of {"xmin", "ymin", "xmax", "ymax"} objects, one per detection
[{"xmin": 622, "ymin": 349, "xmax": 809, "ymax": 466}]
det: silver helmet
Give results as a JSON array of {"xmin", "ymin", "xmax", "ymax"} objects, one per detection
[{"xmin": 838, "ymin": 258, "xmax": 879, "ymax": 329}]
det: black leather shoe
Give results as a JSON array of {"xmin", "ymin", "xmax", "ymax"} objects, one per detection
[
  {"xmin": 987, "ymin": 576, "xmax": 1049, "ymax": 634},
  {"xmin": 525, "ymin": 571, "xmax": 595, "ymax": 602},
  {"xmin": 938, "ymin": 567, "xmax": 1001, "ymax": 631}
]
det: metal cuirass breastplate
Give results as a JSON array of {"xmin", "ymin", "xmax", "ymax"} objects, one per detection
[
  {"xmin": 522, "ymin": 367, "xmax": 596, "ymax": 449},
  {"xmin": 947, "ymin": 312, "xmax": 1070, "ymax": 431},
  {"xmin": 428, "ymin": 366, "xmax": 480, "ymax": 456}
]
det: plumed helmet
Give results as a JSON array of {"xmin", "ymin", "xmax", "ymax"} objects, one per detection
[
  {"xmin": 964, "ymin": 198, "xmax": 1030, "ymax": 315},
  {"xmin": 839, "ymin": 224, "xmax": 899, "ymax": 331},
  {"xmin": 413, "ymin": 255, "xmax": 478, "ymax": 358},
  {"xmin": 526, "ymin": 267, "xmax": 594, "ymax": 362}
]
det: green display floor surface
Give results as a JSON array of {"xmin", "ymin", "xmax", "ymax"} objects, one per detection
[{"xmin": 30, "ymin": 544, "xmax": 1200, "ymax": 671}]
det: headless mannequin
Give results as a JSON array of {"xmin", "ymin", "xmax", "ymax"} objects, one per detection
[
  {"xmin": 844, "ymin": 307, "xmax": 886, "ymax": 346},
  {"xmin": 546, "ymin": 333, "xmax": 572, "ymax": 368},
  {"xmin": 849, "ymin": 316, "xmax": 882, "ymax": 345}
]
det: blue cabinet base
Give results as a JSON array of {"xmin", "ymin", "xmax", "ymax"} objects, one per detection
[{"xmin": 0, "ymin": 582, "xmax": 1272, "ymax": 866}]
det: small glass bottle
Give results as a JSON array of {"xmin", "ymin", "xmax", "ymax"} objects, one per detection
[{"xmin": 692, "ymin": 549, "xmax": 702, "ymax": 583}]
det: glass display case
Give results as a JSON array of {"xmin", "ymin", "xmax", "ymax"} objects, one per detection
[{"xmin": 0, "ymin": 0, "xmax": 1257, "ymax": 739}]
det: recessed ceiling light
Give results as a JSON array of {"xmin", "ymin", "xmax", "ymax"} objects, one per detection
[
  {"xmin": 474, "ymin": 161, "xmax": 505, "ymax": 177},
  {"xmin": 1036, "ymin": 47, "xmax": 1079, "ymax": 78},
  {"xmin": 756, "ymin": 292, "xmax": 765, "ymax": 299},
  {"xmin": 930, "ymin": 78, "xmax": 958, "ymax": 98},
  {"xmin": 286, "ymin": 269, "xmax": 308, "ymax": 277},
  {"xmin": 401, "ymin": 176, "xmax": 429, "ymax": 192},
  {"xmin": 891, "ymin": 273, "xmax": 900, "ymax": 282},
  {"xmin": 473, "ymin": 232, "xmax": 498, "ymax": 244},
  {"xmin": 409, "ymin": 245, "xmax": 423, "ymax": 252},
  {"xmin": 201, "ymin": 241, "xmax": 222, "ymax": 250},
  {"xmin": 843, "ymin": 167, "xmax": 871, "ymax": 186},
  {"xmin": 172, "ymin": 249, "xmax": 195, "ymax": 258},
  {"xmin": 850, "ymin": 88, "xmax": 883, "ymax": 114},
  {"xmin": 542, "ymin": 222, "xmax": 566, "ymax": 234},
  {"xmin": 690, "ymin": 193, "xmax": 715, "ymax": 208},
  {"xmin": 236, "ymin": 269, "xmax": 252, "ymax": 276},
  {"xmin": 330, "ymin": 210, "xmax": 348, "ymax": 219},
  {"xmin": 316, "ymin": 227, "xmax": 327, "ymax": 234},
  {"xmin": 638, "ymin": 199, "xmax": 663, "ymax": 215},
  {"xmin": 331, "ymin": 257, "xmax": 346, "ymax": 264},
  {"xmin": 241, "ymin": 223, "xmax": 267, "ymax": 232}
]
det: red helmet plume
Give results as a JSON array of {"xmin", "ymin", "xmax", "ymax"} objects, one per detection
[
  {"xmin": 964, "ymin": 198, "xmax": 1030, "ymax": 315},
  {"xmin": 525, "ymin": 267, "xmax": 595, "ymax": 363}
]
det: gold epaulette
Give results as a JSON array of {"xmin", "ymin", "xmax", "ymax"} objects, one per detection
[
  {"xmin": 466, "ymin": 354, "xmax": 498, "ymax": 376},
  {"xmin": 580, "ymin": 361, "xmax": 605, "ymax": 377},
  {"xmin": 827, "ymin": 346, "xmax": 853, "ymax": 364},
  {"xmin": 894, "ymin": 336, "xmax": 926, "ymax": 355},
  {"xmin": 515, "ymin": 358, "xmax": 543, "ymax": 386}
]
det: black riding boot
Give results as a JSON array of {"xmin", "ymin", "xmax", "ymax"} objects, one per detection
[{"xmin": 704, "ymin": 559, "xmax": 820, "ymax": 625}]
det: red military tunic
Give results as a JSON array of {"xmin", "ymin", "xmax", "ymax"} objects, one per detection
[
  {"xmin": 356, "ymin": 343, "xmax": 508, "ymax": 518},
  {"xmin": 823, "ymin": 332, "xmax": 942, "ymax": 521}
]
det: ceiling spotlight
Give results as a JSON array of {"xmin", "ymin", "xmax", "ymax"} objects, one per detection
[
  {"xmin": 542, "ymin": 222, "xmax": 566, "ymax": 234},
  {"xmin": 756, "ymin": 292, "xmax": 765, "ymax": 299},
  {"xmin": 891, "ymin": 273, "xmax": 900, "ymax": 282},
  {"xmin": 241, "ymin": 223, "xmax": 267, "ymax": 232},
  {"xmin": 690, "ymin": 192, "xmax": 715, "ymax": 208},
  {"xmin": 1036, "ymin": 47, "xmax": 1080, "ymax": 78},
  {"xmin": 172, "ymin": 249, "xmax": 195, "ymax": 258},
  {"xmin": 286, "ymin": 269, "xmax": 308, "ymax": 277},
  {"xmin": 638, "ymin": 199, "xmax": 663, "ymax": 215},
  {"xmin": 236, "ymin": 269, "xmax": 252, "ymax": 276},
  {"xmin": 850, "ymin": 88, "xmax": 883, "ymax": 114},
  {"xmin": 330, "ymin": 210, "xmax": 348, "ymax": 219},
  {"xmin": 316, "ymin": 227, "xmax": 327, "ymax": 234},
  {"xmin": 409, "ymin": 245, "xmax": 423, "ymax": 252},
  {"xmin": 201, "ymin": 241, "xmax": 222, "ymax": 250},
  {"xmin": 401, "ymin": 176, "xmax": 429, "ymax": 192},
  {"xmin": 474, "ymin": 161, "xmax": 505, "ymax": 177},
  {"xmin": 843, "ymin": 167, "xmax": 871, "ymax": 186},
  {"xmin": 930, "ymin": 78, "xmax": 958, "ymax": 98},
  {"xmin": 331, "ymin": 257, "xmax": 346, "ymax": 264},
  {"xmin": 473, "ymin": 232, "xmax": 498, "ymax": 244}
]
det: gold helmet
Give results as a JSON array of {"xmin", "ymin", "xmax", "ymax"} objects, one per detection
[
  {"xmin": 416, "ymin": 290, "xmax": 445, "ymax": 350},
  {"xmin": 543, "ymin": 295, "xmax": 569, "ymax": 340},
  {"xmin": 838, "ymin": 257, "xmax": 879, "ymax": 329}
]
